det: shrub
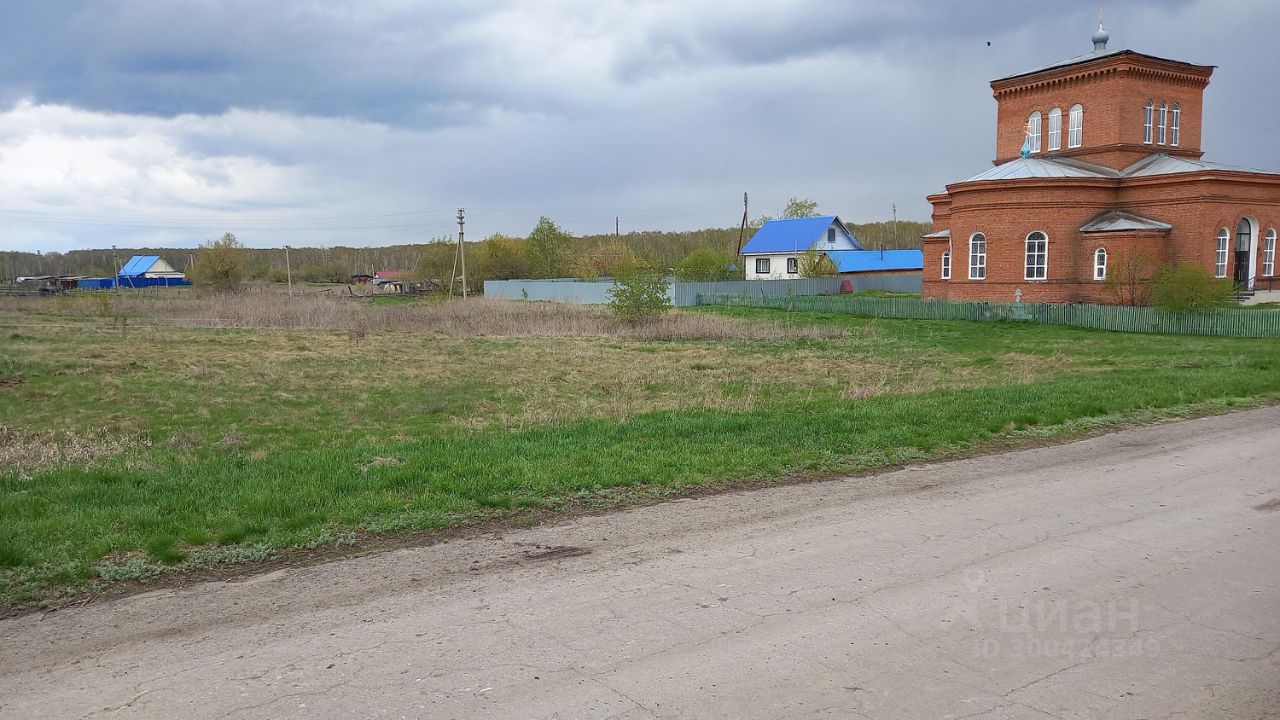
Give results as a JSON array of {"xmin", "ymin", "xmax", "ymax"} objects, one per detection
[
  {"xmin": 797, "ymin": 249, "xmax": 837, "ymax": 277},
  {"xmin": 608, "ymin": 263, "xmax": 672, "ymax": 323},
  {"xmin": 1149, "ymin": 263, "xmax": 1234, "ymax": 310},
  {"xmin": 675, "ymin": 248, "xmax": 734, "ymax": 281}
]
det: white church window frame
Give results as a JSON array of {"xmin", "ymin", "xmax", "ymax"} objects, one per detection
[
  {"xmin": 1024, "ymin": 231, "xmax": 1048, "ymax": 280},
  {"xmin": 1264, "ymin": 229, "xmax": 1276, "ymax": 276},
  {"xmin": 969, "ymin": 233, "xmax": 987, "ymax": 280},
  {"xmin": 1047, "ymin": 107, "xmax": 1062, "ymax": 151},
  {"xmin": 1215, "ymin": 228, "xmax": 1229, "ymax": 278}
]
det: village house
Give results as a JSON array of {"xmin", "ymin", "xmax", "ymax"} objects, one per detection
[
  {"xmin": 740, "ymin": 216, "xmax": 861, "ymax": 280},
  {"xmin": 922, "ymin": 24, "xmax": 1280, "ymax": 303}
]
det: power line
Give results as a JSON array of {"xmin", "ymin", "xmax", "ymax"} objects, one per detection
[
  {"xmin": 0, "ymin": 216, "xmax": 460, "ymax": 231},
  {"xmin": 0, "ymin": 207, "xmax": 461, "ymax": 222}
]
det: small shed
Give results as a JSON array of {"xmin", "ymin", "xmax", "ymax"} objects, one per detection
[
  {"xmin": 826, "ymin": 249, "xmax": 924, "ymax": 275},
  {"xmin": 827, "ymin": 249, "xmax": 924, "ymax": 293}
]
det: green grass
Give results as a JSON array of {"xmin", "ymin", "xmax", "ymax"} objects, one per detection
[{"xmin": 3, "ymin": 304, "xmax": 1280, "ymax": 606}]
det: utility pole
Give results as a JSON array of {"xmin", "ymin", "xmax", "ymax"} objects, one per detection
[
  {"xmin": 112, "ymin": 245, "xmax": 120, "ymax": 293},
  {"xmin": 615, "ymin": 216, "xmax": 620, "ymax": 238},
  {"xmin": 456, "ymin": 208, "xmax": 467, "ymax": 299},
  {"xmin": 735, "ymin": 192, "xmax": 749, "ymax": 255},
  {"xmin": 891, "ymin": 202, "xmax": 898, "ymax": 249},
  {"xmin": 284, "ymin": 245, "xmax": 293, "ymax": 297}
]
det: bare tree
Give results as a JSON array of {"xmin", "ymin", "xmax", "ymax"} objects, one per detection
[{"xmin": 1102, "ymin": 250, "xmax": 1156, "ymax": 306}]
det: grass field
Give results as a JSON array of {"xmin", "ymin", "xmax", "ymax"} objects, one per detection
[{"xmin": 3, "ymin": 294, "xmax": 1279, "ymax": 608}]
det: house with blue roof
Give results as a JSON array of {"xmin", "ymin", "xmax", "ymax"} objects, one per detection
[
  {"xmin": 740, "ymin": 216, "xmax": 862, "ymax": 279},
  {"xmin": 116, "ymin": 255, "xmax": 190, "ymax": 288},
  {"xmin": 120, "ymin": 255, "xmax": 184, "ymax": 279}
]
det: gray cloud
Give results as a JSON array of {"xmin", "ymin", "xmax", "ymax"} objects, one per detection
[{"xmin": 0, "ymin": 0, "xmax": 1276, "ymax": 252}]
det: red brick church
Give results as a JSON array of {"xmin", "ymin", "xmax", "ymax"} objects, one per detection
[{"xmin": 922, "ymin": 24, "xmax": 1280, "ymax": 303}]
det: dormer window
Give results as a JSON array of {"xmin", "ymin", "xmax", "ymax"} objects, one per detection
[
  {"xmin": 1028, "ymin": 111, "xmax": 1042, "ymax": 153},
  {"xmin": 1142, "ymin": 101, "xmax": 1154, "ymax": 144},
  {"xmin": 1171, "ymin": 104, "xmax": 1180, "ymax": 146},
  {"xmin": 1067, "ymin": 104, "xmax": 1083, "ymax": 148},
  {"xmin": 1047, "ymin": 107, "xmax": 1061, "ymax": 150},
  {"xmin": 1158, "ymin": 102, "xmax": 1168, "ymax": 145}
]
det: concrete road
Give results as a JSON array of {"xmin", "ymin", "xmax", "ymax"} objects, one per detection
[{"xmin": 3, "ymin": 408, "xmax": 1279, "ymax": 719}]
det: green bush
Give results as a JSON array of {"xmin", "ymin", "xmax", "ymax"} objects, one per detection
[
  {"xmin": 608, "ymin": 263, "xmax": 672, "ymax": 323},
  {"xmin": 674, "ymin": 248, "xmax": 734, "ymax": 281},
  {"xmin": 1150, "ymin": 263, "xmax": 1234, "ymax": 310},
  {"xmin": 189, "ymin": 232, "xmax": 246, "ymax": 291}
]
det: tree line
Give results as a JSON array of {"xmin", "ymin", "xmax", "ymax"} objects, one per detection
[{"xmin": 3, "ymin": 198, "xmax": 930, "ymax": 286}]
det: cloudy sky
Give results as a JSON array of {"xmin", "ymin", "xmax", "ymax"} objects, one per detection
[{"xmin": 1, "ymin": 0, "xmax": 1277, "ymax": 252}]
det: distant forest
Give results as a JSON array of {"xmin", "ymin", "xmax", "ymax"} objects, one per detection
[{"xmin": 2, "ymin": 219, "xmax": 930, "ymax": 283}]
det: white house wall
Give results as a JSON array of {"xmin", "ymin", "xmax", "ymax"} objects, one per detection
[
  {"xmin": 821, "ymin": 223, "xmax": 861, "ymax": 251},
  {"xmin": 744, "ymin": 254, "xmax": 801, "ymax": 280}
]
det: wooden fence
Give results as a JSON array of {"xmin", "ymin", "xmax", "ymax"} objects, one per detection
[{"xmin": 697, "ymin": 294, "xmax": 1280, "ymax": 338}]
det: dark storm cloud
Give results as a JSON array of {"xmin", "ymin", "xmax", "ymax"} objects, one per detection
[{"xmin": 0, "ymin": 1, "xmax": 1194, "ymax": 123}]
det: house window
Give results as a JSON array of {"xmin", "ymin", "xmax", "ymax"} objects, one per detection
[
  {"xmin": 1094, "ymin": 248, "xmax": 1107, "ymax": 281},
  {"xmin": 1068, "ymin": 104, "xmax": 1083, "ymax": 148},
  {"xmin": 1171, "ymin": 103, "xmax": 1181, "ymax": 146},
  {"xmin": 1047, "ymin": 107, "xmax": 1062, "ymax": 150},
  {"xmin": 968, "ymin": 233, "xmax": 987, "ymax": 280},
  {"xmin": 1158, "ymin": 102, "xmax": 1168, "ymax": 145},
  {"xmin": 1264, "ymin": 229, "xmax": 1276, "ymax": 276},
  {"xmin": 1025, "ymin": 231, "xmax": 1048, "ymax": 280},
  {"xmin": 941, "ymin": 251, "xmax": 951, "ymax": 280},
  {"xmin": 786, "ymin": 257, "xmax": 798, "ymax": 274},
  {"xmin": 755, "ymin": 257, "xmax": 770, "ymax": 275},
  {"xmin": 1028, "ymin": 111, "xmax": 1042, "ymax": 153},
  {"xmin": 827, "ymin": 227, "xmax": 836, "ymax": 244},
  {"xmin": 1142, "ymin": 101, "xmax": 1153, "ymax": 144},
  {"xmin": 1215, "ymin": 228, "xmax": 1229, "ymax": 277}
]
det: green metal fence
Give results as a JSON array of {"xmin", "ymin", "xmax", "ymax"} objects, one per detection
[{"xmin": 697, "ymin": 294, "xmax": 1280, "ymax": 338}]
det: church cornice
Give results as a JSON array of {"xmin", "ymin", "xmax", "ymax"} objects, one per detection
[{"xmin": 991, "ymin": 53, "xmax": 1212, "ymax": 99}]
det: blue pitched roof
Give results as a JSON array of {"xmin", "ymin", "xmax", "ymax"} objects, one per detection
[
  {"xmin": 827, "ymin": 249, "xmax": 923, "ymax": 273},
  {"xmin": 741, "ymin": 216, "xmax": 858, "ymax": 254},
  {"xmin": 119, "ymin": 255, "xmax": 160, "ymax": 276}
]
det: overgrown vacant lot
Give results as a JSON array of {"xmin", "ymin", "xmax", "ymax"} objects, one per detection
[{"xmin": 2, "ymin": 294, "xmax": 1279, "ymax": 607}]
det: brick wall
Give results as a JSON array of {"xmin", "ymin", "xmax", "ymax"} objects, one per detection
[
  {"xmin": 991, "ymin": 55, "xmax": 1211, "ymax": 170},
  {"xmin": 922, "ymin": 174, "xmax": 1280, "ymax": 303}
]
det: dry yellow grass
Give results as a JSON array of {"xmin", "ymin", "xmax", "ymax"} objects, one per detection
[
  {"xmin": 0, "ymin": 425, "xmax": 153, "ymax": 480},
  {"xmin": 0, "ymin": 296, "xmax": 1108, "ymax": 443},
  {"xmin": 1, "ymin": 294, "xmax": 842, "ymax": 341}
]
